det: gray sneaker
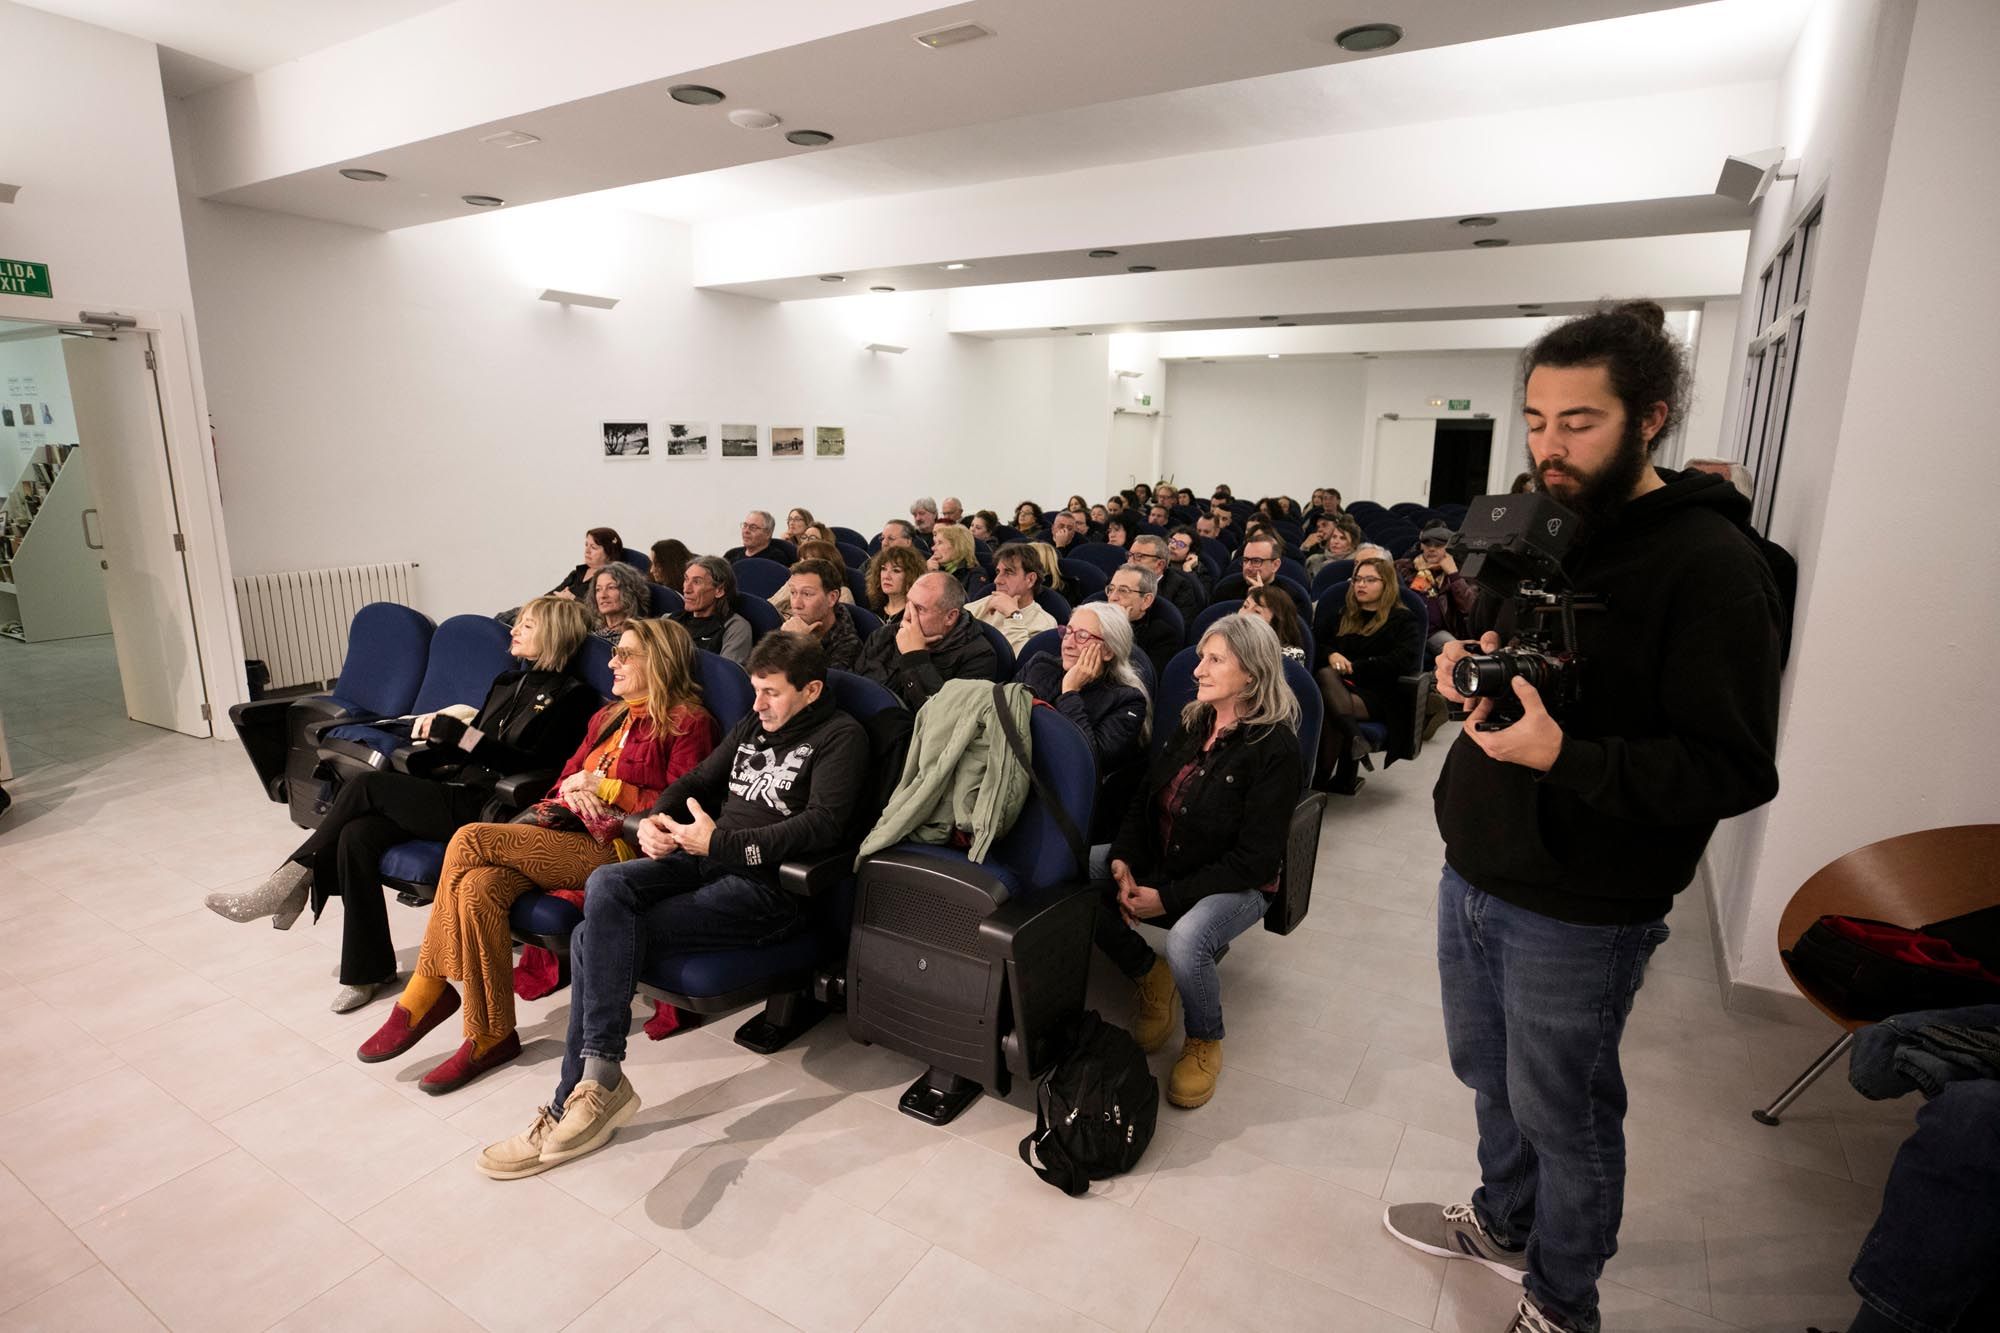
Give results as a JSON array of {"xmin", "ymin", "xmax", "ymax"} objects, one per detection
[
  {"xmin": 1506, "ymin": 1294, "xmax": 1579, "ymax": 1333},
  {"xmin": 1382, "ymin": 1201, "xmax": 1528, "ymax": 1283}
]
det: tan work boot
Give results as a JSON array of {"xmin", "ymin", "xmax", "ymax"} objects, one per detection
[
  {"xmin": 1132, "ymin": 957, "xmax": 1178, "ymax": 1053},
  {"xmin": 1167, "ymin": 1037, "xmax": 1223, "ymax": 1108}
]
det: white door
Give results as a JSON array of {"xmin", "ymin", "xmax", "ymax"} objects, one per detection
[
  {"xmin": 1107, "ymin": 412, "xmax": 1154, "ymax": 494},
  {"xmin": 61, "ymin": 334, "xmax": 211, "ymax": 736},
  {"xmin": 1370, "ymin": 417, "xmax": 1437, "ymax": 507}
]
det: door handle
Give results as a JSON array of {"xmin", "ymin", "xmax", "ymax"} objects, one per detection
[{"xmin": 81, "ymin": 508, "xmax": 105, "ymax": 550}]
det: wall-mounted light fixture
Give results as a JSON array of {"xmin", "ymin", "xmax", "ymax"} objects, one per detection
[
  {"xmin": 0, "ymin": 182, "xmax": 19, "ymax": 204},
  {"xmin": 538, "ymin": 289, "xmax": 619, "ymax": 309},
  {"xmin": 865, "ymin": 342, "xmax": 907, "ymax": 354}
]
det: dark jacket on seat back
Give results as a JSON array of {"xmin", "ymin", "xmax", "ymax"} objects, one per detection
[
  {"xmin": 1433, "ymin": 467, "xmax": 1782, "ymax": 925},
  {"xmin": 1111, "ymin": 719, "xmax": 1301, "ymax": 918},
  {"xmin": 1019, "ymin": 653, "xmax": 1147, "ymax": 773},
  {"xmin": 423, "ymin": 667, "xmax": 599, "ymax": 789},
  {"xmin": 1132, "ymin": 602, "xmax": 1182, "ymax": 677},
  {"xmin": 1156, "ymin": 567, "xmax": 1208, "ymax": 627},
  {"xmin": 853, "ymin": 610, "xmax": 999, "ymax": 712},
  {"xmin": 648, "ymin": 691, "xmax": 868, "ymax": 886}
]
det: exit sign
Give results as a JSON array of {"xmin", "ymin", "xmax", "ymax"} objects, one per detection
[
  {"xmin": 1447, "ymin": 398, "xmax": 1471, "ymax": 411},
  {"xmin": 0, "ymin": 259, "xmax": 52, "ymax": 298}
]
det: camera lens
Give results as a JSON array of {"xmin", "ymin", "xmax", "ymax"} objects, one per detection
[{"xmin": 1451, "ymin": 656, "xmax": 1509, "ymax": 697}]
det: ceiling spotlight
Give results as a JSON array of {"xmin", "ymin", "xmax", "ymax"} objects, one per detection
[
  {"xmin": 1334, "ymin": 22, "xmax": 1403, "ymax": 53},
  {"xmin": 1127, "ymin": 265, "xmax": 1157, "ymax": 273},
  {"xmin": 338, "ymin": 168, "xmax": 388, "ymax": 182},
  {"xmin": 1457, "ymin": 215, "xmax": 1499, "ymax": 227},
  {"xmin": 1258, "ymin": 315, "xmax": 1279, "ymax": 321},
  {"xmin": 1088, "ymin": 249, "xmax": 1119, "ymax": 258},
  {"xmin": 479, "ymin": 130, "xmax": 540, "ymax": 149},
  {"xmin": 871, "ymin": 285, "xmax": 896, "ymax": 293},
  {"xmin": 1255, "ymin": 235, "xmax": 1294, "ymax": 244},
  {"xmin": 818, "ymin": 274, "xmax": 846, "ymax": 283},
  {"xmin": 1278, "ymin": 321, "xmax": 1298, "ymax": 327},
  {"xmin": 668, "ymin": 84, "xmax": 725, "ymax": 106},
  {"xmin": 940, "ymin": 262, "xmax": 971, "ymax": 271},
  {"xmin": 914, "ymin": 21, "xmax": 994, "ymax": 49},
  {"xmin": 461, "ymin": 194, "xmax": 504, "ymax": 208},
  {"xmin": 1267, "ymin": 353, "xmax": 1281, "ymax": 359},
  {"xmin": 1473, "ymin": 237, "xmax": 1510, "ymax": 248},
  {"xmin": 1074, "ymin": 331, "xmax": 1094, "ymax": 336},
  {"xmin": 785, "ymin": 129, "xmax": 834, "ymax": 147},
  {"xmin": 1050, "ymin": 326, "xmax": 1069, "ymax": 331},
  {"xmin": 728, "ymin": 109, "xmax": 781, "ymax": 130}
]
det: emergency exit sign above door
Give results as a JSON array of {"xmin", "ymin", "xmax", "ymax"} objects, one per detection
[{"xmin": 0, "ymin": 260, "xmax": 52, "ymax": 298}]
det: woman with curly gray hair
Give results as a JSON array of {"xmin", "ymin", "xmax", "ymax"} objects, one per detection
[{"xmin": 588, "ymin": 560, "xmax": 651, "ymax": 642}]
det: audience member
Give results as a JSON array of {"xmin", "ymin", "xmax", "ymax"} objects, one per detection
[
  {"xmin": 548, "ymin": 527, "xmax": 623, "ymax": 601},
  {"xmin": 1132, "ymin": 483, "xmax": 1154, "ymax": 508},
  {"xmin": 1018, "ymin": 606, "xmax": 1148, "ymax": 772},
  {"xmin": 477, "ymin": 633, "xmax": 867, "ymax": 1179},
  {"xmin": 879, "ymin": 518, "xmax": 920, "ymax": 550},
  {"xmin": 966, "ymin": 544, "xmax": 1057, "ymax": 650},
  {"xmin": 1097, "ymin": 613, "xmax": 1301, "ymax": 1109},
  {"xmin": 207, "ymin": 598, "xmax": 599, "ymax": 1014},
  {"xmin": 910, "ymin": 496, "xmax": 940, "ymax": 538},
  {"xmin": 939, "ymin": 496, "xmax": 964, "ymax": 525},
  {"xmin": 1316, "ymin": 555, "xmax": 1421, "ymax": 795},
  {"xmin": 1684, "ymin": 458, "xmax": 1798, "ymax": 666},
  {"xmin": 672, "ymin": 556, "xmax": 752, "ymax": 665},
  {"xmin": 854, "ymin": 571, "xmax": 999, "ymax": 710},
  {"xmin": 968, "ymin": 509, "xmax": 1002, "ymax": 544},
  {"xmin": 1049, "ymin": 510, "xmax": 1083, "ymax": 552},
  {"xmin": 783, "ymin": 507, "xmax": 815, "ymax": 546},
  {"xmin": 356, "ymin": 618, "xmax": 716, "ymax": 1090},
  {"xmin": 1212, "ymin": 506, "xmax": 1241, "ymax": 550},
  {"xmin": 1106, "ymin": 563, "xmax": 1181, "ymax": 676},
  {"xmin": 865, "ymin": 545, "xmax": 927, "ymax": 617},
  {"xmin": 925, "ymin": 523, "xmax": 979, "ymax": 587},
  {"xmin": 1106, "ymin": 494, "xmax": 1127, "ymax": 516},
  {"xmin": 648, "ymin": 538, "xmax": 692, "ymax": 591},
  {"xmin": 1147, "ymin": 502, "xmax": 1173, "ymax": 529},
  {"xmin": 1213, "ymin": 533, "xmax": 1297, "ymax": 607},
  {"xmin": 1165, "ymin": 525, "xmax": 1207, "ymax": 581},
  {"xmin": 1089, "ymin": 503, "xmax": 1111, "ymax": 530},
  {"xmin": 1175, "ymin": 486, "xmax": 1198, "ymax": 513},
  {"xmin": 798, "ymin": 522, "xmax": 837, "ymax": 547},
  {"xmin": 1304, "ymin": 515, "xmax": 1364, "ymax": 577},
  {"xmin": 1012, "ymin": 500, "xmax": 1050, "ymax": 544},
  {"xmin": 1104, "ymin": 515, "xmax": 1136, "ymax": 549},
  {"xmin": 1064, "ymin": 494, "xmax": 1090, "ymax": 519},
  {"xmin": 1398, "ymin": 523, "xmax": 1477, "ymax": 655},
  {"xmin": 768, "ymin": 540, "xmax": 854, "ymax": 614},
  {"xmin": 779, "ymin": 559, "xmax": 862, "ymax": 669},
  {"xmin": 1242, "ymin": 584, "xmax": 1308, "ymax": 663},
  {"xmin": 726, "ymin": 510, "xmax": 790, "ymax": 564},
  {"xmin": 1129, "ymin": 534, "xmax": 1205, "ymax": 626},
  {"xmin": 589, "ymin": 561, "xmax": 650, "ymax": 642},
  {"xmin": 1028, "ymin": 542, "xmax": 1066, "ymax": 595}
]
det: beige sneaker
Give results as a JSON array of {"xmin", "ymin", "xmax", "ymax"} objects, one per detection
[
  {"xmin": 477, "ymin": 1106, "xmax": 560, "ymax": 1180},
  {"xmin": 540, "ymin": 1079, "xmax": 640, "ymax": 1168}
]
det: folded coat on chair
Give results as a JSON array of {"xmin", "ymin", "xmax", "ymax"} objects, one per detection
[{"xmin": 856, "ymin": 678, "xmax": 1033, "ymax": 866}]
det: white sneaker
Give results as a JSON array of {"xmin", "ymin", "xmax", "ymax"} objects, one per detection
[{"xmin": 539, "ymin": 1078, "xmax": 640, "ymax": 1168}]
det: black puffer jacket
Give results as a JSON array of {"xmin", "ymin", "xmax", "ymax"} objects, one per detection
[
  {"xmin": 1018, "ymin": 653, "xmax": 1147, "ymax": 773},
  {"xmin": 418, "ymin": 667, "xmax": 598, "ymax": 789},
  {"xmin": 853, "ymin": 609, "xmax": 1000, "ymax": 712},
  {"xmin": 1110, "ymin": 718, "xmax": 1301, "ymax": 916}
]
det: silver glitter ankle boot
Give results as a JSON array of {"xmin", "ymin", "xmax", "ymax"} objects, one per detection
[{"xmin": 206, "ymin": 862, "xmax": 311, "ymax": 926}]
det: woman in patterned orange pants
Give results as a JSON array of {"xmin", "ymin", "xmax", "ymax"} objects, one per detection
[{"xmin": 357, "ymin": 618, "xmax": 717, "ymax": 1094}]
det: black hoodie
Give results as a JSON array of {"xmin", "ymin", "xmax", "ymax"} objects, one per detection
[
  {"xmin": 1433, "ymin": 468, "xmax": 1781, "ymax": 924},
  {"xmin": 648, "ymin": 690, "xmax": 867, "ymax": 885}
]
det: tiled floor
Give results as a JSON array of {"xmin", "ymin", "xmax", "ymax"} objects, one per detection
[{"xmin": 0, "ymin": 635, "xmax": 1905, "ymax": 1332}]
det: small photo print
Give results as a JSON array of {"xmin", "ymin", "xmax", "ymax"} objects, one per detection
[
  {"xmin": 721, "ymin": 423, "xmax": 758, "ymax": 459},
  {"xmin": 663, "ymin": 422, "xmax": 708, "ymax": 458},
  {"xmin": 39, "ymin": 403, "xmax": 52, "ymax": 425},
  {"xmin": 602, "ymin": 421, "xmax": 649, "ymax": 457},
  {"xmin": 17, "ymin": 403, "xmax": 31, "ymax": 426},
  {"xmin": 815, "ymin": 426, "xmax": 846, "ymax": 458},
  {"xmin": 771, "ymin": 426, "xmax": 804, "ymax": 458},
  {"xmin": 1, "ymin": 407, "xmax": 13, "ymax": 428}
]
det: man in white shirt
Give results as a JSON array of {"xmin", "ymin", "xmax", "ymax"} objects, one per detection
[{"xmin": 964, "ymin": 545, "xmax": 1056, "ymax": 650}]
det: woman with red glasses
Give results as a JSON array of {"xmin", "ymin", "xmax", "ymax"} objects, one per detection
[{"xmin": 1017, "ymin": 604, "xmax": 1149, "ymax": 772}]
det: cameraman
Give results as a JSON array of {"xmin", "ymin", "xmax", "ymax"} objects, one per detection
[{"xmin": 1383, "ymin": 302, "xmax": 1781, "ymax": 1333}]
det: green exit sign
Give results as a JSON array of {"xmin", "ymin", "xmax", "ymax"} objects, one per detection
[
  {"xmin": 0, "ymin": 260, "xmax": 52, "ymax": 298},
  {"xmin": 1447, "ymin": 398, "xmax": 1471, "ymax": 411}
]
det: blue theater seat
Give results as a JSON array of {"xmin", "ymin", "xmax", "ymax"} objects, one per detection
[
  {"xmin": 1067, "ymin": 542, "xmax": 1130, "ymax": 580},
  {"xmin": 317, "ymin": 614, "xmax": 515, "ymax": 776},
  {"xmin": 732, "ymin": 557, "xmax": 792, "ymax": 600},
  {"xmin": 733, "ymin": 593, "xmax": 782, "ymax": 642}
]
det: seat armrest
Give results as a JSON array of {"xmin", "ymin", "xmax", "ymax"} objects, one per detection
[
  {"xmin": 301, "ymin": 711, "xmax": 387, "ymax": 746},
  {"xmin": 778, "ymin": 850, "xmax": 851, "ymax": 899},
  {"xmin": 227, "ymin": 697, "xmax": 293, "ymax": 729},
  {"xmin": 492, "ymin": 769, "xmax": 559, "ymax": 810}
]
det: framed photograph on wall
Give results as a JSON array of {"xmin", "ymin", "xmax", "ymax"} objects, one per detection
[
  {"xmin": 720, "ymin": 423, "xmax": 758, "ymax": 459},
  {"xmin": 601, "ymin": 421, "xmax": 649, "ymax": 457},
  {"xmin": 771, "ymin": 425, "xmax": 804, "ymax": 458},
  {"xmin": 815, "ymin": 426, "xmax": 846, "ymax": 458},
  {"xmin": 663, "ymin": 422, "xmax": 708, "ymax": 458}
]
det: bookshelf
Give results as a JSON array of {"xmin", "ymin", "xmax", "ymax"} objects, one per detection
[{"xmin": 0, "ymin": 444, "xmax": 112, "ymax": 641}]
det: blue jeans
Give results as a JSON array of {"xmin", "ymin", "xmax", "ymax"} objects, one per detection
[
  {"xmin": 1094, "ymin": 884, "xmax": 1269, "ymax": 1041},
  {"xmin": 1436, "ymin": 864, "xmax": 1668, "ymax": 1333},
  {"xmin": 550, "ymin": 852, "xmax": 803, "ymax": 1113},
  {"xmin": 1850, "ymin": 1079, "xmax": 2000, "ymax": 1332}
]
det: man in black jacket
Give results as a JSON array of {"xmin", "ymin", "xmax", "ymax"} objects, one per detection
[
  {"xmin": 1384, "ymin": 303, "xmax": 1782, "ymax": 1333},
  {"xmin": 480, "ymin": 633, "xmax": 867, "ymax": 1180},
  {"xmin": 1106, "ymin": 564, "xmax": 1182, "ymax": 676},
  {"xmin": 852, "ymin": 571, "xmax": 998, "ymax": 710},
  {"xmin": 1129, "ymin": 534, "xmax": 1206, "ymax": 626}
]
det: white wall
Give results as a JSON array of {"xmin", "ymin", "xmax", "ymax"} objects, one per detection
[
  {"xmin": 176, "ymin": 192, "xmax": 1116, "ymax": 620},
  {"xmin": 1161, "ymin": 359, "xmax": 1367, "ymax": 500},
  {"xmin": 1357, "ymin": 354, "xmax": 1522, "ymax": 500},
  {"xmin": 1676, "ymin": 297, "xmax": 1741, "ymax": 465}
]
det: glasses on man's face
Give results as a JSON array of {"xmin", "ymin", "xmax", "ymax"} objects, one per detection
[
  {"xmin": 1243, "ymin": 554, "xmax": 1278, "ymax": 566},
  {"xmin": 1058, "ymin": 626, "xmax": 1102, "ymax": 646},
  {"xmin": 1107, "ymin": 583, "xmax": 1140, "ymax": 599}
]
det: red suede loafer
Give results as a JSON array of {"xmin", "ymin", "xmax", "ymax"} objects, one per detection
[
  {"xmin": 419, "ymin": 1031, "xmax": 522, "ymax": 1095},
  {"xmin": 356, "ymin": 985, "xmax": 460, "ymax": 1064}
]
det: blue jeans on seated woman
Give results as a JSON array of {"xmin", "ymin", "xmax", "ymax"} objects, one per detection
[
  {"xmin": 1094, "ymin": 884, "xmax": 1269, "ymax": 1041},
  {"xmin": 551, "ymin": 853, "xmax": 802, "ymax": 1114},
  {"xmin": 1436, "ymin": 863, "xmax": 1668, "ymax": 1333}
]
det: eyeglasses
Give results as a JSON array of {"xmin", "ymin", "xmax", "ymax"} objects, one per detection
[
  {"xmin": 1057, "ymin": 626, "xmax": 1102, "ymax": 645},
  {"xmin": 611, "ymin": 647, "xmax": 643, "ymax": 663},
  {"xmin": 1106, "ymin": 583, "xmax": 1141, "ymax": 598},
  {"xmin": 1351, "ymin": 575, "xmax": 1385, "ymax": 586},
  {"xmin": 1242, "ymin": 554, "xmax": 1278, "ymax": 566}
]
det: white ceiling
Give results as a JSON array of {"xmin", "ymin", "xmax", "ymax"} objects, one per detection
[
  {"xmin": 604, "ymin": 0, "xmax": 1810, "ymax": 224},
  {"xmin": 12, "ymin": 0, "xmax": 460, "ymax": 94}
]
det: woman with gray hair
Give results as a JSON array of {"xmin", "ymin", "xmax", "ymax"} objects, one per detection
[
  {"xmin": 1016, "ymin": 603, "xmax": 1149, "ymax": 771},
  {"xmin": 1097, "ymin": 612, "xmax": 1301, "ymax": 1110},
  {"xmin": 587, "ymin": 560, "xmax": 651, "ymax": 642}
]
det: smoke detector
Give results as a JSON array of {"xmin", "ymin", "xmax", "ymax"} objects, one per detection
[
  {"xmin": 479, "ymin": 130, "xmax": 541, "ymax": 149},
  {"xmin": 728, "ymin": 109, "xmax": 782, "ymax": 130},
  {"xmin": 914, "ymin": 22, "xmax": 994, "ymax": 49}
]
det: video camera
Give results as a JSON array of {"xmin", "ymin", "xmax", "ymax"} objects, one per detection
[{"xmin": 1446, "ymin": 492, "xmax": 1598, "ymax": 731}]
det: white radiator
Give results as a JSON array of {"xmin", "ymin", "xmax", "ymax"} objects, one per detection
[{"xmin": 233, "ymin": 563, "xmax": 420, "ymax": 690}]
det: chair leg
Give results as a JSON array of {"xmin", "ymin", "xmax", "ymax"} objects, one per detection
[{"xmin": 1751, "ymin": 1031, "xmax": 1856, "ymax": 1125}]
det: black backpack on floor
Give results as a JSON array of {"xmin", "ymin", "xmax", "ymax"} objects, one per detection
[{"xmin": 1018, "ymin": 1010, "xmax": 1158, "ymax": 1196}]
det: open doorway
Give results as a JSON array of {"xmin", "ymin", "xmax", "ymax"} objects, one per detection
[
  {"xmin": 1429, "ymin": 419, "xmax": 1495, "ymax": 507},
  {"xmin": 1369, "ymin": 415, "xmax": 1496, "ymax": 506},
  {"xmin": 0, "ymin": 315, "xmax": 211, "ymax": 797}
]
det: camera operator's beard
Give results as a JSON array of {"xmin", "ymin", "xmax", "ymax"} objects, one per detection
[{"xmin": 1532, "ymin": 418, "xmax": 1653, "ymax": 532}]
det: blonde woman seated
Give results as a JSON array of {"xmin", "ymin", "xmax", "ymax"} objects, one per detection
[
  {"xmin": 926, "ymin": 523, "xmax": 980, "ymax": 588},
  {"xmin": 357, "ymin": 618, "xmax": 717, "ymax": 1094}
]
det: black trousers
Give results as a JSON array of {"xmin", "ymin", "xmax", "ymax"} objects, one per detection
[{"xmin": 291, "ymin": 769, "xmax": 487, "ymax": 985}]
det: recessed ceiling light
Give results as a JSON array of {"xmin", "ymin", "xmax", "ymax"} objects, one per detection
[
  {"xmin": 940, "ymin": 262, "xmax": 971, "ymax": 271},
  {"xmin": 479, "ymin": 130, "xmax": 540, "ymax": 149},
  {"xmin": 818, "ymin": 274, "xmax": 846, "ymax": 283},
  {"xmin": 913, "ymin": 21, "xmax": 995, "ymax": 49},
  {"xmin": 1127, "ymin": 265, "xmax": 1156, "ymax": 273},
  {"xmin": 785, "ymin": 129, "xmax": 834, "ymax": 147},
  {"xmin": 1473, "ymin": 238, "xmax": 1510, "ymax": 248},
  {"xmin": 1334, "ymin": 22, "xmax": 1403, "ymax": 53},
  {"xmin": 728, "ymin": 109, "xmax": 782, "ymax": 130},
  {"xmin": 1088, "ymin": 249, "xmax": 1118, "ymax": 258},
  {"xmin": 1278, "ymin": 321, "xmax": 1298, "ymax": 327},
  {"xmin": 668, "ymin": 84, "xmax": 725, "ymax": 106},
  {"xmin": 1075, "ymin": 331, "xmax": 1094, "ymax": 336},
  {"xmin": 338, "ymin": 168, "xmax": 387, "ymax": 182},
  {"xmin": 1457, "ymin": 215, "xmax": 1499, "ymax": 227},
  {"xmin": 1255, "ymin": 235, "xmax": 1294, "ymax": 244},
  {"xmin": 1258, "ymin": 315, "xmax": 1279, "ymax": 321},
  {"xmin": 1050, "ymin": 326, "xmax": 1069, "ymax": 331},
  {"xmin": 871, "ymin": 285, "xmax": 896, "ymax": 293},
  {"xmin": 1267, "ymin": 353, "xmax": 1281, "ymax": 359},
  {"xmin": 461, "ymin": 194, "xmax": 504, "ymax": 208}
]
